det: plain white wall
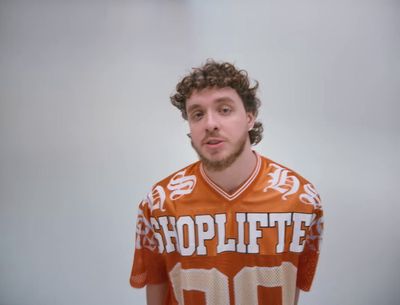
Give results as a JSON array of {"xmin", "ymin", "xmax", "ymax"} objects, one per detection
[{"xmin": 1, "ymin": 0, "xmax": 399, "ymax": 305}]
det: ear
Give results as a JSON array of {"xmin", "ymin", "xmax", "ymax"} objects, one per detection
[{"xmin": 246, "ymin": 112, "xmax": 256, "ymax": 130}]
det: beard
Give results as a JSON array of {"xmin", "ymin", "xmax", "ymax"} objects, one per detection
[{"xmin": 191, "ymin": 131, "xmax": 248, "ymax": 172}]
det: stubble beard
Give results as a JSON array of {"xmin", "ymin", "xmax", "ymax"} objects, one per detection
[{"xmin": 191, "ymin": 131, "xmax": 248, "ymax": 172}]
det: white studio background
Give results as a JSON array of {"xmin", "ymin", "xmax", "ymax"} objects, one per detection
[{"xmin": 0, "ymin": 1, "xmax": 399, "ymax": 305}]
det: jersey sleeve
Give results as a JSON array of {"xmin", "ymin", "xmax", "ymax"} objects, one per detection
[
  {"xmin": 296, "ymin": 190, "xmax": 324, "ymax": 291},
  {"xmin": 129, "ymin": 198, "xmax": 168, "ymax": 288}
]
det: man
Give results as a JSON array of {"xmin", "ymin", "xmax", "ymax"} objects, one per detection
[{"xmin": 130, "ymin": 60, "xmax": 324, "ymax": 305}]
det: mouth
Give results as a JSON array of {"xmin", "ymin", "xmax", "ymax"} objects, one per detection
[
  {"xmin": 207, "ymin": 139, "xmax": 222, "ymax": 144},
  {"xmin": 203, "ymin": 138, "xmax": 224, "ymax": 148}
]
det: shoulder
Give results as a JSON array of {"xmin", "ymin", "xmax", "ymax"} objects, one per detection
[
  {"xmin": 258, "ymin": 153, "xmax": 322, "ymax": 209},
  {"xmin": 153, "ymin": 161, "xmax": 200, "ymax": 194},
  {"xmin": 139, "ymin": 161, "xmax": 201, "ymax": 212},
  {"xmin": 260, "ymin": 154, "xmax": 315, "ymax": 186}
]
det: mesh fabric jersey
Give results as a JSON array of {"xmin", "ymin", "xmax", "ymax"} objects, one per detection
[{"xmin": 130, "ymin": 153, "xmax": 323, "ymax": 305}]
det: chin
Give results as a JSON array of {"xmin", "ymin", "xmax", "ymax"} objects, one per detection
[{"xmin": 204, "ymin": 150, "xmax": 228, "ymax": 161}]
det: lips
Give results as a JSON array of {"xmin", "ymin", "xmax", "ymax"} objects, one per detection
[
  {"xmin": 207, "ymin": 139, "xmax": 222, "ymax": 144},
  {"xmin": 203, "ymin": 137, "xmax": 224, "ymax": 145},
  {"xmin": 202, "ymin": 137, "xmax": 225, "ymax": 150}
]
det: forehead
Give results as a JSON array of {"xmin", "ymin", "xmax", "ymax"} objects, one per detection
[{"xmin": 186, "ymin": 87, "xmax": 243, "ymax": 110}]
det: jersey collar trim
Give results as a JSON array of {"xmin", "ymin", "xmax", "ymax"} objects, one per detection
[{"xmin": 199, "ymin": 152, "xmax": 262, "ymax": 201}]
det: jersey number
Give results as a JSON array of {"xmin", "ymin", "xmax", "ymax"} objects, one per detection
[{"xmin": 169, "ymin": 262, "xmax": 297, "ymax": 305}]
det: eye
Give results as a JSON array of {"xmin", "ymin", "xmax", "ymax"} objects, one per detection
[
  {"xmin": 190, "ymin": 111, "xmax": 204, "ymax": 121},
  {"xmin": 219, "ymin": 105, "xmax": 232, "ymax": 115}
]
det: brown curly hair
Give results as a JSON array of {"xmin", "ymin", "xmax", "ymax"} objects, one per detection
[{"xmin": 170, "ymin": 60, "xmax": 263, "ymax": 145}]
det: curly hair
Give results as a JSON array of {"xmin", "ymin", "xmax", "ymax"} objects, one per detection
[{"xmin": 170, "ymin": 60, "xmax": 263, "ymax": 145}]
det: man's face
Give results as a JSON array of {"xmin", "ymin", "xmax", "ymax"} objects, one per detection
[{"xmin": 186, "ymin": 87, "xmax": 255, "ymax": 171}]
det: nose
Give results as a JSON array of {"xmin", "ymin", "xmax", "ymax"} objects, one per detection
[{"xmin": 204, "ymin": 112, "xmax": 220, "ymax": 131}]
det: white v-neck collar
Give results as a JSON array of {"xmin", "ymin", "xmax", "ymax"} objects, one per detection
[{"xmin": 199, "ymin": 152, "xmax": 262, "ymax": 201}]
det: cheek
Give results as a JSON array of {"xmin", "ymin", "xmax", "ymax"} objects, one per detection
[
  {"xmin": 189, "ymin": 125, "xmax": 202, "ymax": 142},
  {"xmin": 230, "ymin": 118, "xmax": 250, "ymax": 133}
]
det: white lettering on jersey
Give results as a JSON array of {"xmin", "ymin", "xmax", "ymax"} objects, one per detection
[
  {"xmin": 150, "ymin": 217, "xmax": 165, "ymax": 253},
  {"xmin": 158, "ymin": 216, "xmax": 179, "ymax": 253},
  {"xmin": 215, "ymin": 214, "xmax": 236, "ymax": 253},
  {"xmin": 270, "ymin": 213, "xmax": 292, "ymax": 253},
  {"xmin": 167, "ymin": 170, "xmax": 197, "ymax": 200},
  {"xmin": 176, "ymin": 216, "xmax": 195, "ymax": 256},
  {"xmin": 290, "ymin": 213, "xmax": 313, "ymax": 252},
  {"xmin": 264, "ymin": 163, "xmax": 300, "ymax": 200},
  {"xmin": 236, "ymin": 213, "xmax": 247, "ymax": 253},
  {"xmin": 135, "ymin": 203, "xmax": 157, "ymax": 251},
  {"xmin": 195, "ymin": 215, "xmax": 215, "ymax": 255},
  {"xmin": 247, "ymin": 213, "xmax": 269, "ymax": 253},
  {"xmin": 147, "ymin": 185, "xmax": 166, "ymax": 212},
  {"xmin": 307, "ymin": 214, "xmax": 324, "ymax": 251},
  {"xmin": 299, "ymin": 183, "xmax": 322, "ymax": 209},
  {"xmin": 151, "ymin": 212, "xmax": 314, "ymax": 256}
]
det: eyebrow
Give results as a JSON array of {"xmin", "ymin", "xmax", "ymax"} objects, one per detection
[{"xmin": 187, "ymin": 97, "xmax": 235, "ymax": 114}]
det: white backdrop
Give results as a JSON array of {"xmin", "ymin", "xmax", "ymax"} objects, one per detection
[{"xmin": 1, "ymin": 1, "xmax": 399, "ymax": 305}]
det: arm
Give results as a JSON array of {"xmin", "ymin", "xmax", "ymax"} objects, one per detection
[
  {"xmin": 294, "ymin": 287, "xmax": 300, "ymax": 305},
  {"xmin": 146, "ymin": 282, "xmax": 168, "ymax": 305}
]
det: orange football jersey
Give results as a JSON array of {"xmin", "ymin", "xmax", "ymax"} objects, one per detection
[{"xmin": 130, "ymin": 153, "xmax": 323, "ymax": 305}]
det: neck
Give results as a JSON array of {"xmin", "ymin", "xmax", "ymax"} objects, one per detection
[{"xmin": 203, "ymin": 146, "xmax": 257, "ymax": 194}]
